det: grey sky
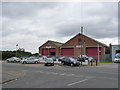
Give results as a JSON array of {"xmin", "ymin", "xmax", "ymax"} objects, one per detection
[{"xmin": 2, "ymin": 2, "xmax": 118, "ymax": 53}]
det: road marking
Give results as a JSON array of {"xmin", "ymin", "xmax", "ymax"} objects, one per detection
[
  {"xmin": 67, "ymin": 79, "xmax": 89, "ymax": 86},
  {"xmin": 60, "ymin": 73, "xmax": 66, "ymax": 75},
  {"xmin": 66, "ymin": 74, "xmax": 75, "ymax": 76}
]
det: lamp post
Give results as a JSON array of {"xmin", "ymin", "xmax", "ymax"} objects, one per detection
[{"xmin": 16, "ymin": 44, "xmax": 18, "ymax": 57}]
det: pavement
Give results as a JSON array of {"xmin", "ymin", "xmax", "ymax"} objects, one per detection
[
  {"xmin": 2, "ymin": 67, "xmax": 26, "ymax": 84},
  {"xmin": 1, "ymin": 61, "xmax": 119, "ymax": 88}
]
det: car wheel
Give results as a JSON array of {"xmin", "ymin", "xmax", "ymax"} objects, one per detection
[
  {"xmin": 35, "ymin": 61, "xmax": 38, "ymax": 64},
  {"xmin": 61, "ymin": 62, "xmax": 64, "ymax": 65},
  {"xmin": 14, "ymin": 60, "xmax": 17, "ymax": 63},
  {"xmin": 23, "ymin": 61, "xmax": 27, "ymax": 64},
  {"xmin": 70, "ymin": 63, "xmax": 73, "ymax": 66}
]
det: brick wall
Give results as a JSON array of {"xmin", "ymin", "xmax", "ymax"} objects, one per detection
[{"xmin": 61, "ymin": 34, "xmax": 105, "ymax": 58}]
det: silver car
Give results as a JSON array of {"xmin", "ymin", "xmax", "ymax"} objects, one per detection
[
  {"xmin": 38, "ymin": 56, "xmax": 47, "ymax": 63},
  {"xmin": 44, "ymin": 58, "xmax": 54, "ymax": 66},
  {"xmin": 6, "ymin": 57, "xmax": 21, "ymax": 62},
  {"xmin": 21, "ymin": 57, "xmax": 40, "ymax": 64}
]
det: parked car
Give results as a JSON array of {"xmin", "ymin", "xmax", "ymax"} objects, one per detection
[
  {"xmin": 38, "ymin": 56, "xmax": 47, "ymax": 63},
  {"xmin": 50, "ymin": 56, "xmax": 59, "ymax": 61},
  {"xmin": 58, "ymin": 56, "xmax": 66, "ymax": 61},
  {"xmin": 77, "ymin": 56, "xmax": 88, "ymax": 62},
  {"xmin": 21, "ymin": 57, "xmax": 40, "ymax": 64},
  {"xmin": 88, "ymin": 57, "xmax": 94, "ymax": 61},
  {"xmin": 6, "ymin": 57, "xmax": 21, "ymax": 62},
  {"xmin": 77, "ymin": 55, "xmax": 93, "ymax": 62},
  {"xmin": 114, "ymin": 53, "xmax": 120, "ymax": 63},
  {"xmin": 61, "ymin": 57, "xmax": 80, "ymax": 66},
  {"xmin": 44, "ymin": 58, "xmax": 54, "ymax": 66}
]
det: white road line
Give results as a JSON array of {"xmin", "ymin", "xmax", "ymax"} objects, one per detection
[
  {"xmin": 67, "ymin": 79, "xmax": 89, "ymax": 86},
  {"xmin": 66, "ymin": 74, "xmax": 75, "ymax": 76},
  {"xmin": 60, "ymin": 73, "xmax": 66, "ymax": 75}
]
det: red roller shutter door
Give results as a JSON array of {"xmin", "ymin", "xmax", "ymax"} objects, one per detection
[
  {"xmin": 42, "ymin": 48, "xmax": 55, "ymax": 56},
  {"xmin": 61, "ymin": 48, "xmax": 74, "ymax": 57},
  {"xmin": 49, "ymin": 48, "xmax": 55, "ymax": 52},
  {"xmin": 86, "ymin": 47, "xmax": 102, "ymax": 60},
  {"xmin": 42, "ymin": 49, "xmax": 48, "ymax": 56}
]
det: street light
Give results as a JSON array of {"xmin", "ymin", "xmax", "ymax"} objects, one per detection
[{"xmin": 16, "ymin": 44, "xmax": 18, "ymax": 57}]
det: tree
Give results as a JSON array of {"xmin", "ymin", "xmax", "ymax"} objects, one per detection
[
  {"xmin": 105, "ymin": 47, "xmax": 110, "ymax": 54},
  {"xmin": 32, "ymin": 53, "xmax": 39, "ymax": 56},
  {"xmin": 17, "ymin": 48, "xmax": 25, "ymax": 52}
]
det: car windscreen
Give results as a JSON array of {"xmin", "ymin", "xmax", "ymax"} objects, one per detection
[
  {"xmin": 69, "ymin": 58, "xmax": 76, "ymax": 62},
  {"xmin": 115, "ymin": 55, "xmax": 120, "ymax": 59},
  {"xmin": 28, "ymin": 57, "xmax": 36, "ymax": 60},
  {"xmin": 46, "ymin": 58, "xmax": 53, "ymax": 61}
]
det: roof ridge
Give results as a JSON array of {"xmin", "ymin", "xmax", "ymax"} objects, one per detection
[
  {"xmin": 61, "ymin": 33, "xmax": 108, "ymax": 47},
  {"xmin": 48, "ymin": 40, "xmax": 63, "ymax": 44}
]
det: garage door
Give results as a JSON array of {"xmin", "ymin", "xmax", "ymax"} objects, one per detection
[
  {"xmin": 86, "ymin": 47, "xmax": 101, "ymax": 60},
  {"xmin": 42, "ymin": 49, "xmax": 48, "ymax": 56},
  {"xmin": 61, "ymin": 48, "xmax": 74, "ymax": 57},
  {"xmin": 49, "ymin": 48, "xmax": 56, "ymax": 56}
]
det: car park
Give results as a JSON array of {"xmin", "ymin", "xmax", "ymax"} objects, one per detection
[
  {"xmin": 6, "ymin": 57, "xmax": 21, "ymax": 63},
  {"xmin": 44, "ymin": 58, "xmax": 54, "ymax": 66},
  {"xmin": 61, "ymin": 57, "xmax": 80, "ymax": 66},
  {"xmin": 114, "ymin": 53, "xmax": 120, "ymax": 63},
  {"xmin": 21, "ymin": 57, "xmax": 40, "ymax": 64}
]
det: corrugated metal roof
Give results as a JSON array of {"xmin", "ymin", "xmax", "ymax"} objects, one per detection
[{"xmin": 48, "ymin": 40, "xmax": 63, "ymax": 47}]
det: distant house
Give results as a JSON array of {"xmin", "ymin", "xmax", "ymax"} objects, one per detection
[{"xmin": 39, "ymin": 33, "xmax": 108, "ymax": 60}]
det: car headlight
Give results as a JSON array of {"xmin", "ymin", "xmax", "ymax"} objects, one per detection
[{"xmin": 73, "ymin": 62, "xmax": 76, "ymax": 64}]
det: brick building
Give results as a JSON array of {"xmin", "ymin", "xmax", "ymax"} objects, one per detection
[
  {"xmin": 39, "ymin": 33, "xmax": 108, "ymax": 60},
  {"xmin": 39, "ymin": 40, "xmax": 63, "ymax": 56}
]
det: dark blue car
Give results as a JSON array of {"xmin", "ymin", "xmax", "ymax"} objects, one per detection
[{"xmin": 61, "ymin": 57, "xmax": 80, "ymax": 66}]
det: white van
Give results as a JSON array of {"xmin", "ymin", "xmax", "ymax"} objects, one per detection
[{"xmin": 114, "ymin": 53, "xmax": 120, "ymax": 63}]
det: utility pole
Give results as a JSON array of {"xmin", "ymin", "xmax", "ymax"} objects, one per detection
[
  {"xmin": 81, "ymin": 26, "xmax": 83, "ymax": 65},
  {"xmin": 98, "ymin": 44, "xmax": 100, "ymax": 64}
]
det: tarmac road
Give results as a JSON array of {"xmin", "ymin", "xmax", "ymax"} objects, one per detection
[{"xmin": 2, "ymin": 61, "xmax": 119, "ymax": 88}]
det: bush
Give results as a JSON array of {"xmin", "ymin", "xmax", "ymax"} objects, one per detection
[
  {"xmin": 1, "ymin": 51, "xmax": 32, "ymax": 60},
  {"xmin": 2, "ymin": 51, "xmax": 15, "ymax": 60}
]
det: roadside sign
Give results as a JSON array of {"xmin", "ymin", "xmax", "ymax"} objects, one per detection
[
  {"xmin": 76, "ymin": 45, "xmax": 83, "ymax": 48},
  {"xmin": 46, "ymin": 46, "xmax": 51, "ymax": 48}
]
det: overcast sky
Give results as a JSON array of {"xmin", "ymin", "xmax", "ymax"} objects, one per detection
[{"xmin": 2, "ymin": 2, "xmax": 118, "ymax": 53}]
